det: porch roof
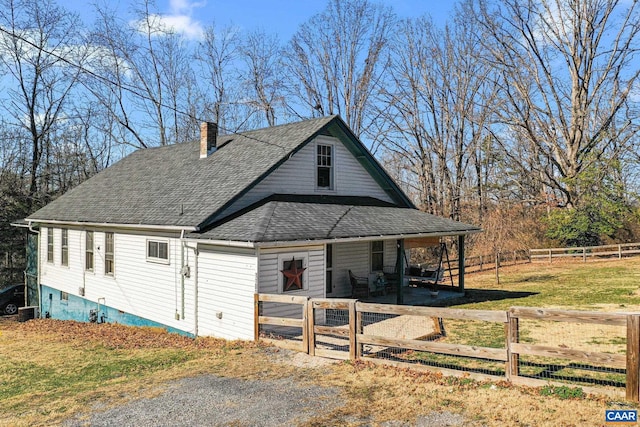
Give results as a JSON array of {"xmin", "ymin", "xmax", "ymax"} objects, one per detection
[{"xmin": 190, "ymin": 196, "xmax": 480, "ymax": 244}]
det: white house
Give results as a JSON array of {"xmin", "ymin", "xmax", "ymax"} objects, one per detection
[{"xmin": 26, "ymin": 116, "xmax": 480, "ymax": 339}]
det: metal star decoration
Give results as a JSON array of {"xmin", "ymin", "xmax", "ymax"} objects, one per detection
[{"xmin": 281, "ymin": 257, "xmax": 306, "ymax": 291}]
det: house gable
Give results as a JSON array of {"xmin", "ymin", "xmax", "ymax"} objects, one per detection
[
  {"xmin": 212, "ymin": 134, "xmax": 396, "ymax": 221},
  {"xmin": 200, "ymin": 116, "xmax": 414, "ymax": 227}
]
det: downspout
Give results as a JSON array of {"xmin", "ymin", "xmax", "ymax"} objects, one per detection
[
  {"xmin": 180, "ymin": 230, "xmax": 185, "ymax": 320},
  {"xmin": 28, "ymin": 222, "xmax": 41, "ymax": 316},
  {"xmin": 192, "ymin": 244, "xmax": 198, "ymax": 337}
]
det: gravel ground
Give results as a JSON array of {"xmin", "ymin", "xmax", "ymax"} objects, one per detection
[
  {"xmin": 64, "ymin": 375, "xmax": 341, "ymax": 427},
  {"xmin": 62, "ymin": 348, "xmax": 469, "ymax": 426}
]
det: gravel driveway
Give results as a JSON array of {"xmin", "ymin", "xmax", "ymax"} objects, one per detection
[
  {"xmin": 62, "ymin": 348, "xmax": 468, "ymax": 426},
  {"xmin": 64, "ymin": 375, "xmax": 341, "ymax": 427}
]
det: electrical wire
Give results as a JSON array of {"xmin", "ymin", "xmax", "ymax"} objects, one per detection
[{"xmin": 0, "ymin": 26, "xmax": 289, "ymax": 152}]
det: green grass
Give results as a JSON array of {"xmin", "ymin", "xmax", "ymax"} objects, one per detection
[
  {"xmin": 406, "ymin": 259, "xmax": 640, "ymax": 388},
  {"xmin": 454, "ymin": 259, "xmax": 640, "ymax": 310},
  {"xmin": 539, "ymin": 385, "xmax": 586, "ymax": 399}
]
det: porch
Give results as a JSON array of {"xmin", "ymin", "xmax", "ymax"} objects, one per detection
[{"xmin": 360, "ymin": 284, "xmax": 464, "ymax": 307}]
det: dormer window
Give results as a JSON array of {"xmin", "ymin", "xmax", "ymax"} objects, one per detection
[{"xmin": 317, "ymin": 143, "xmax": 333, "ymax": 189}]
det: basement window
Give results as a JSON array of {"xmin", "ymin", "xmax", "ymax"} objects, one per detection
[{"xmin": 147, "ymin": 240, "xmax": 169, "ymax": 263}]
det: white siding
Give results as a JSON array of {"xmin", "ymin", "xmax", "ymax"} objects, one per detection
[
  {"xmin": 331, "ymin": 240, "xmax": 400, "ymax": 298},
  {"xmin": 217, "ymin": 135, "xmax": 393, "ymax": 218},
  {"xmin": 332, "ymin": 241, "xmax": 369, "ymax": 297},
  {"xmin": 39, "ymin": 226, "xmax": 194, "ymax": 334},
  {"xmin": 258, "ymin": 245, "xmax": 324, "ymax": 319},
  {"xmin": 196, "ymin": 245, "xmax": 257, "ymax": 340}
]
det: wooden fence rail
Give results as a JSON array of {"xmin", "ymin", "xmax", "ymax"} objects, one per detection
[
  {"xmin": 448, "ymin": 249, "xmax": 530, "ymax": 276},
  {"xmin": 255, "ymin": 294, "xmax": 640, "ymax": 401},
  {"xmin": 530, "ymin": 242, "xmax": 640, "ymax": 262}
]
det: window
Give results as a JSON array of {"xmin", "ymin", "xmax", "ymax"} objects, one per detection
[
  {"xmin": 61, "ymin": 229, "xmax": 69, "ymax": 266},
  {"xmin": 105, "ymin": 232, "xmax": 114, "ymax": 275},
  {"xmin": 316, "ymin": 144, "xmax": 333, "ymax": 189},
  {"xmin": 85, "ymin": 231, "xmax": 94, "ymax": 271},
  {"xmin": 60, "ymin": 291, "xmax": 69, "ymax": 303},
  {"xmin": 47, "ymin": 228, "xmax": 54, "ymax": 263},
  {"xmin": 326, "ymin": 244, "xmax": 333, "ymax": 294},
  {"xmin": 279, "ymin": 253, "xmax": 307, "ymax": 293},
  {"xmin": 371, "ymin": 241, "xmax": 384, "ymax": 272},
  {"xmin": 147, "ymin": 240, "xmax": 169, "ymax": 263}
]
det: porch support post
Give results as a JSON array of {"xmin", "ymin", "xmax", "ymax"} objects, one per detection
[
  {"xmin": 396, "ymin": 239, "xmax": 404, "ymax": 305},
  {"xmin": 458, "ymin": 235, "xmax": 465, "ymax": 293}
]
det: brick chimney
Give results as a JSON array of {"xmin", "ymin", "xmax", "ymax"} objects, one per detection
[{"xmin": 200, "ymin": 122, "xmax": 218, "ymax": 158}]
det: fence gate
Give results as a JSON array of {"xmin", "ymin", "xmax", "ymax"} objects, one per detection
[{"xmin": 308, "ymin": 299, "xmax": 356, "ymax": 360}]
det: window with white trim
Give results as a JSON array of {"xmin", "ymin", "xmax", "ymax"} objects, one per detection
[
  {"xmin": 47, "ymin": 228, "xmax": 54, "ymax": 263},
  {"xmin": 278, "ymin": 252, "xmax": 308, "ymax": 293},
  {"xmin": 316, "ymin": 143, "xmax": 333, "ymax": 189},
  {"xmin": 326, "ymin": 244, "xmax": 333, "ymax": 294},
  {"xmin": 371, "ymin": 240, "xmax": 384, "ymax": 272},
  {"xmin": 85, "ymin": 231, "xmax": 94, "ymax": 271},
  {"xmin": 147, "ymin": 240, "xmax": 169, "ymax": 263},
  {"xmin": 104, "ymin": 232, "xmax": 114, "ymax": 275},
  {"xmin": 61, "ymin": 229, "xmax": 69, "ymax": 266}
]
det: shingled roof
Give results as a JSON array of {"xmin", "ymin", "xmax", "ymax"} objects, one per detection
[
  {"xmin": 28, "ymin": 116, "xmax": 411, "ymax": 229},
  {"xmin": 191, "ymin": 195, "xmax": 480, "ymax": 243}
]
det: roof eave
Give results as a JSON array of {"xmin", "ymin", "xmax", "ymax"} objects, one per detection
[
  {"xmin": 253, "ymin": 228, "xmax": 482, "ymax": 248},
  {"xmin": 26, "ymin": 218, "xmax": 198, "ymax": 232}
]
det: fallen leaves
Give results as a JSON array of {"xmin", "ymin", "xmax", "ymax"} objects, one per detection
[{"xmin": 12, "ymin": 319, "xmax": 255, "ymax": 351}]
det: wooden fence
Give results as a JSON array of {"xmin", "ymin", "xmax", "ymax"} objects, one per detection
[
  {"xmin": 448, "ymin": 249, "xmax": 531, "ymax": 276},
  {"xmin": 530, "ymin": 243, "xmax": 640, "ymax": 262},
  {"xmin": 255, "ymin": 294, "xmax": 640, "ymax": 401}
]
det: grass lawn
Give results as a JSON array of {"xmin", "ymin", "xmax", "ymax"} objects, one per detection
[
  {"xmin": 2, "ymin": 258, "xmax": 640, "ymax": 426},
  {"xmin": 456, "ymin": 257, "xmax": 640, "ymax": 311}
]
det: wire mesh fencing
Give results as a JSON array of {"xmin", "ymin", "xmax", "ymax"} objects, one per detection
[
  {"xmin": 255, "ymin": 294, "xmax": 639, "ymax": 399},
  {"xmin": 356, "ymin": 305, "xmax": 508, "ymax": 378},
  {"xmin": 510, "ymin": 308, "xmax": 628, "ymax": 389}
]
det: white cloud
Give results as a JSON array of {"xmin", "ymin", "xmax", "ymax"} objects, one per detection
[{"xmin": 132, "ymin": 0, "xmax": 206, "ymax": 41}]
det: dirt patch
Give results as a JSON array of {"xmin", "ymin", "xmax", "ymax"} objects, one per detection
[{"xmin": 261, "ymin": 346, "xmax": 340, "ymax": 368}]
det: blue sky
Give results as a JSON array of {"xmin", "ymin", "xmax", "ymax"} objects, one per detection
[{"xmin": 66, "ymin": 0, "xmax": 456, "ymax": 40}]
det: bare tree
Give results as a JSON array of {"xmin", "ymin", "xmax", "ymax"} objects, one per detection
[
  {"xmin": 0, "ymin": 0, "xmax": 88, "ymax": 205},
  {"xmin": 239, "ymin": 29, "xmax": 286, "ymax": 127},
  {"xmin": 195, "ymin": 23, "xmax": 241, "ymax": 130},
  {"xmin": 89, "ymin": 0, "xmax": 197, "ymax": 148},
  {"xmin": 285, "ymin": 0, "xmax": 395, "ymax": 151},
  {"xmin": 474, "ymin": 0, "xmax": 640, "ymax": 208},
  {"xmin": 381, "ymin": 12, "xmax": 498, "ymax": 221}
]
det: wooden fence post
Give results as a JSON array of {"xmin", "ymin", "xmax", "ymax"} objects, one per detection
[
  {"xmin": 302, "ymin": 297, "xmax": 309, "ymax": 354},
  {"xmin": 582, "ymin": 247, "xmax": 586, "ymax": 262},
  {"xmin": 549, "ymin": 249, "xmax": 552, "ymax": 263},
  {"xmin": 355, "ymin": 305, "xmax": 363, "ymax": 359},
  {"xmin": 349, "ymin": 301, "xmax": 357, "ymax": 360},
  {"xmin": 254, "ymin": 294, "xmax": 260, "ymax": 342},
  {"xmin": 307, "ymin": 299, "xmax": 315, "ymax": 356},
  {"xmin": 626, "ymin": 314, "xmax": 640, "ymax": 402},
  {"xmin": 506, "ymin": 310, "xmax": 519, "ymax": 381},
  {"xmin": 619, "ymin": 245, "xmax": 622, "ymax": 259}
]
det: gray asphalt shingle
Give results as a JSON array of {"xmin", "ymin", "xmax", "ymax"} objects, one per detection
[
  {"xmin": 27, "ymin": 116, "xmax": 337, "ymax": 227},
  {"xmin": 192, "ymin": 199, "xmax": 480, "ymax": 242},
  {"xmin": 27, "ymin": 115, "xmax": 480, "ymax": 242}
]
